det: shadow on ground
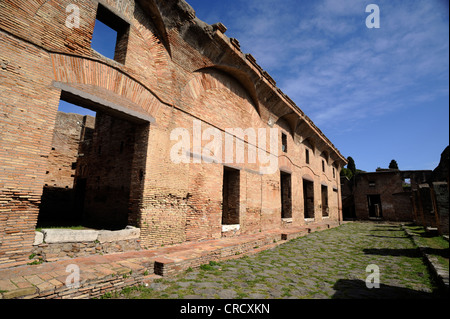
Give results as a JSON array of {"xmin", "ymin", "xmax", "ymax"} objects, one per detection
[
  {"xmin": 366, "ymin": 234, "xmax": 409, "ymax": 239},
  {"xmin": 332, "ymin": 279, "xmax": 443, "ymax": 299},
  {"xmin": 363, "ymin": 248, "xmax": 422, "ymax": 258},
  {"xmin": 371, "ymin": 227, "xmax": 402, "ymax": 232},
  {"xmin": 364, "ymin": 246, "xmax": 448, "ymax": 259}
]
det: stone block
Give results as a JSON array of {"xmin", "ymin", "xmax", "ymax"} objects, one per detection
[
  {"xmin": 222, "ymin": 224, "xmax": 240, "ymax": 233},
  {"xmin": 97, "ymin": 226, "xmax": 140, "ymax": 243},
  {"xmin": 2, "ymin": 287, "xmax": 38, "ymax": 299},
  {"xmin": 33, "ymin": 231, "xmax": 44, "ymax": 246},
  {"xmin": 42, "ymin": 229, "xmax": 99, "ymax": 244}
]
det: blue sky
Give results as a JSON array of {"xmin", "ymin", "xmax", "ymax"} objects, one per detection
[
  {"xmin": 61, "ymin": 0, "xmax": 449, "ymax": 172},
  {"xmin": 185, "ymin": 0, "xmax": 449, "ymax": 172}
]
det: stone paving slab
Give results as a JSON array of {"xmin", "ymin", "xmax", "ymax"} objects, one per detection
[{"xmin": 108, "ymin": 222, "xmax": 448, "ymax": 300}]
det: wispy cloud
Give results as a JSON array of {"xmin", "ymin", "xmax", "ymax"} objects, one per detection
[
  {"xmin": 250, "ymin": 0, "xmax": 450, "ymax": 133},
  {"xmin": 188, "ymin": 0, "xmax": 449, "ymax": 170}
]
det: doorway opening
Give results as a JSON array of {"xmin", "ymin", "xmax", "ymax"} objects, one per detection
[
  {"xmin": 303, "ymin": 179, "xmax": 315, "ymax": 219},
  {"xmin": 321, "ymin": 185, "xmax": 329, "ymax": 217},
  {"xmin": 367, "ymin": 194, "xmax": 383, "ymax": 219},
  {"xmin": 222, "ymin": 167, "xmax": 240, "ymax": 226},
  {"xmin": 37, "ymin": 93, "xmax": 148, "ymax": 231},
  {"xmin": 280, "ymin": 172, "xmax": 292, "ymax": 219}
]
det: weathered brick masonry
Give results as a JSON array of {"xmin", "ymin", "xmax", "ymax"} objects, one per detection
[
  {"xmin": 0, "ymin": 0, "xmax": 347, "ymax": 268},
  {"xmin": 350, "ymin": 170, "xmax": 433, "ymax": 222},
  {"xmin": 341, "ymin": 145, "xmax": 449, "ymax": 235}
]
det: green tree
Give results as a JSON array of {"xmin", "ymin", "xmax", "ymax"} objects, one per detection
[
  {"xmin": 340, "ymin": 167, "xmax": 353, "ymax": 179},
  {"xmin": 389, "ymin": 159, "xmax": 399, "ymax": 170},
  {"xmin": 340, "ymin": 156, "xmax": 357, "ymax": 180},
  {"xmin": 347, "ymin": 156, "xmax": 356, "ymax": 177}
]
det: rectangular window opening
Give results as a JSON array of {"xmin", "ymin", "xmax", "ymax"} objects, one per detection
[
  {"xmin": 282, "ymin": 133, "xmax": 288, "ymax": 153},
  {"xmin": 403, "ymin": 178, "xmax": 411, "ymax": 188},
  {"xmin": 92, "ymin": 4, "xmax": 130, "ymax": 64},
  {"xmin": 305, "ymin": 149, "xmax": 310, "ymax": 164},
  {"xmin": 37, "ymin": 95, "xmax": 147, "ymax": 231}
]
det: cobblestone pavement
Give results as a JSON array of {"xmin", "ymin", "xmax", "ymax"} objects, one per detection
[{"xmin": 110, "ymin": 222, "xmax": 444, "ymax": 299}]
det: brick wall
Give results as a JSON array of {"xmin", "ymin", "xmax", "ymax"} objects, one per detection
[
  {"xmin": 353, "ymin": 172, "xmax": 412, "ymax": 221},
  {"xmin": 433, "ymin": 182, "xmax": 449, "ymax": 235},
  {"xmin": 0, "ymin": 0, "xmax": 347, "ymax": 267},
  {"xmin": 38, "ymin": 112, "xmax": 96, "ymax": 226},
  {"xmin": 0, "ymin": 30, "xmax": 60, "ymax": 268},
  {"xmin": 81, "ymin": 113, "xmax": 138, "ymax": 230}
]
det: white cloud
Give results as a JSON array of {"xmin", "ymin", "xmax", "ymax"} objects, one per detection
[
  {"xmin": 191, "ymin": 0, "xmax": 448, "ymax": 139},
  {"xmin": 187, "ymin": 0, "xmax": 448, "ymax": 171}
]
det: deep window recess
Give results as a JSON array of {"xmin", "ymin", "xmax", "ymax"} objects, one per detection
[
  {"xmin": 92, "ymin": 4, "xmax": 130, "ymax": 64},
  {"xmin": 305, "ymin": 149, "xmax": 310, "ymax": 164},
  {"xmin": 282, "ymin": 133, "xmax": 287, "ymax": 153}
]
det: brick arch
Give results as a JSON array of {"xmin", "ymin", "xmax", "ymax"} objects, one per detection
[
  {"xmin": 16, "ymin": 0, "xmax": 50, "ymax": 17},
  {"xmin": 135, "ymin": 0, "xmax": 172, "ymax": 57},
  {"xmin": 182, "ymin": 68, "xmax": 261, "ymax": 129},
  {"xmin": 197, "ymin": 66, "xmax": 260, "ymax": 116},
  {"xmin": 276, "ymin": 112, "xmax": 300, "ymax": 139},
  {"xmin": 50, "ymin": 53, "xmax": 161, "ymax": 121}
]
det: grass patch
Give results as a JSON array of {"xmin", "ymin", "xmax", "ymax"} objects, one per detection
[
  {"xmin": 199, "ymin": 261, "xmax": 221, "ymax": 271},
  {"xmin": 403, "ymin": 224, "xmax": 449, "ymax": 275},
  {"xmin": 35, "ymin": 225, "xmax": 86, "ymax": 232}
]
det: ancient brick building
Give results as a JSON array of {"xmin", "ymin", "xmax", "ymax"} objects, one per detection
[
  {"xmin": 343, "ymin": 169, "xmax": 433, "ymax": 222},
  {"xmin": 342, "ymin": 146, "xmax": 449, "ymax": 236},
  {"xmin": 0, "ymin": 0, "xmax": 347, "ymax": 268}
]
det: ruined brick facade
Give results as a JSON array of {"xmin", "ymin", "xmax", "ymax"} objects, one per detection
[
  {"xmin": 0, "ymin": 0, "xmax": 347, "ymax": 268},
  {"xmin": 348, "ymin": 170, "xmax": 432, "ymax": 222},
  {"xmin": 412, "ymin": 146, "xmax": 449, "ymax": 235},
  {"xmin": 342, "ymin": 146, "xmax": 449, "ymax": 236}
]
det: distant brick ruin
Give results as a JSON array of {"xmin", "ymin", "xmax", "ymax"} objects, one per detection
[
  {"xmin": 342, "ymin": 146, "xmax": 449, "ymax": 235},
  {"xmin": 0, "ymin": 0, "xmax": 347, "ymax": 268}
]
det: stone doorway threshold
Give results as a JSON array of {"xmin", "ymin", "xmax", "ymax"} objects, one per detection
[{"xmin": 0, "ymin": 221, "xmax": 340, "ymax": 299}]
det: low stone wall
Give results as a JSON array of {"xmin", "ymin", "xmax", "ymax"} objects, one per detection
[
  {"xmin": 403, "ymin": 225, "xmax": 449, "ymax": 293},
  {"xmin": 31, "ymin": 226, "xmax": 141, "ymax": 262}
]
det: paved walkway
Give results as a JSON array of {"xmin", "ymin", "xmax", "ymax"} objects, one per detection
[
  {"xmin": 109, "ymin": 222, "xmax": 446, "ymax": 299},
  {"xmin": 0, "ymin": 222, "xmax": 328, "ymax": 299}
]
